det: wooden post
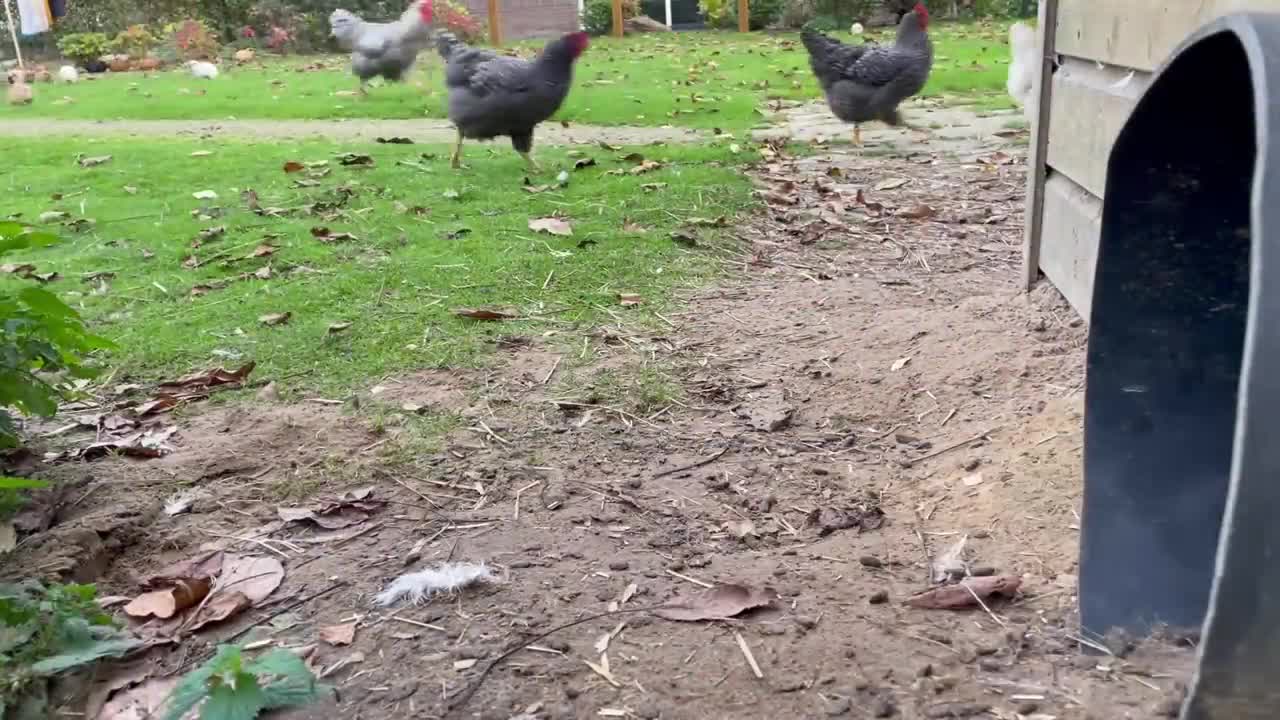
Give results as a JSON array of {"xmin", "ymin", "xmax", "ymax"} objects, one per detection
[
  {"xmin": 1020, "ymin": 0, "xmax": 1059, "ymax": 290},
  {"xmin": 3, "ymin": 0, "xmax": 24, "ymax": 68},
  {"xmin": 611, "ymin": 0, "xmax": 624, "ymax": 37},
  {"xmin": 738, "ymin": 0, "xmax": 748, "ymax": 32},
  {"xmin": 488, "ymin": 0, "xmax": 503, "ymax": 46}
]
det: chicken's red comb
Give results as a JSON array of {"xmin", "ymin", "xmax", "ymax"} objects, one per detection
[
  {"xmin": 418, "ymin": 0, "xmax": 434, "ymax": 23},
  {"xmin": 914, "ymin": 2, "xmax": 928, "ymax": 27}
]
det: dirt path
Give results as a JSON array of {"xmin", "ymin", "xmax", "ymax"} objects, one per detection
[
  {"xmin": 0, "ymin": 104, "xmax": 1020, "ymax": 151},
  {"xmin": 0, "ymin": 117, "xmax": 705, "ymax": 145},
  {"xmin": 8, "ymin": 123, "xmax": 1194, "ymax": 719}
]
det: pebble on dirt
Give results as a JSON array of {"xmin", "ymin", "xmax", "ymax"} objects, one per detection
[{"xmin": 869, "ymin": 589, "xmax": 890, "ymax": 604}]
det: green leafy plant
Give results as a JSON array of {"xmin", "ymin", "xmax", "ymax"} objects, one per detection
[
  {"xmin": 0, "ymin": 582, "xmax": 140, "ymax": 716},
  {"xmin": 801, "ymin": 14, "xmax": 841, "ymax": 32},
  {"xmin": 697, "ymin": 0, "xmax": 732, "ymax": 27},
  {"xmin": 55, "ymin": 32, "xmax": 113, "ymax": 66},
  {"xmin": 111, "ymin": 24, "xmax": 158, "ymax": 59},
  {"xmin": 582, "ymin": 0, "xmax": 639, "ymax": 35},
  {"xmin": 0, "ymin": 222, "xmax": 113, "ymax": 449},
  {"xmin": 728, "ymin": 0, "xmax": 785, "ymax": 30},
  {"xmin": 165, "ymin": 645, "xmax": 331, "ymax": 720}
]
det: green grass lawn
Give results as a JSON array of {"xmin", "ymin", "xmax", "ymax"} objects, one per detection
[
  {"xmin": 3, "ymin": 21, "xmax": 1015, "ymax": 132},
  {"xmin": 1, "ymin": 138, "xmax": 751, "ymax": 396}
]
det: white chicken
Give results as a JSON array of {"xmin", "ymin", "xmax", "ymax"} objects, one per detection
[
  {"xmin": 187, "ymin": 60, "xmax": 219, "ymax": 79},
  {"xmin": 57, "ymin": 65, "xmax": 79, "ymax": 83},
  {"xmin": 1006, "ymin": 21, "xmax": 1037, "ymax": 121}
]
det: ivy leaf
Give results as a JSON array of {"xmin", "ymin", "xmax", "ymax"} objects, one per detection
[
  {"xmin": 30, "ymin": 637, "xmax": 140, "ymax": 674},
  {"xmin": 200, "ymin": 675, "xmax": 268, "ymax": 720}
]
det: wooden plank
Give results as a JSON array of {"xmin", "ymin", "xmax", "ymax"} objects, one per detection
[
  {"xmin": 1044, "ymin": 59, "xmax": 1149, "ymax": 198},
  {"xmin": 612, "ymin": 0, "xmax": 624, "ymax": 37},
  {"xmin": 1021, "ymin": 0, "xmax": 1060, "ymax": 291},
  {"xmin": 1039, "ymin": 173, "xmax": 1102, "ymax": 320},
  {"xmin": 738, "ymin": 0, "xmax": 749, "ymax": 32},
  {"xmin": 1055, "ymin": 0, "xmax": 1280, "ymax": 71},
  {"xmin": 488, "ymin": 0, "xmax": 503, "ymax": 45}
]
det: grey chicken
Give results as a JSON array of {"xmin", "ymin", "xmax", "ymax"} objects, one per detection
[
  {"xmin": 330, "ymin": 0, "xmax": 436, "ymax": 95},
  {"xmin": 801, "ymin": 2, "xmax": 933, "ymax": 146},
  {"xmin": 436, "ymin": 30, "xmax": 590, "ymax": 172}
]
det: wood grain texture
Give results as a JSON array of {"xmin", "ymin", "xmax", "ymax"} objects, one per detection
[
  {"xmin": 1045, "ymin": 59, "xmax": 1150, "ymax": 197},
  {"xmin": 1038, "ymin": 172, "xmax": 1102, "ymax": 320},
  {"xmin": 1055, "ymin": 0, "xmax": 1280, "ymax": 71}
]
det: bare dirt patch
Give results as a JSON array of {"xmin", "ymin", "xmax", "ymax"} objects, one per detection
[{"xmin": 7, "ymin": 134, "xmax": 1194, "ymax": 720}]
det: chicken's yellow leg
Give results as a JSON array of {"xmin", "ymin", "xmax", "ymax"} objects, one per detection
[
  {"xmin": 519, "ymin": 151, "xmax": 542, "ymax": 173},
  {"xmin": 450, "ymin": 130, "xmax": 464, "ymax": 169},
  {"xmin": 852, "ymin": 125, "xmax": 862, "ymax": 147}
]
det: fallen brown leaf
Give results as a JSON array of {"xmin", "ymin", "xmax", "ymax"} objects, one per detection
[
  {"xmin": 873, "ymin": 177, "xmax": 910, "ymax": 191},
  {"xmin": 653, "ymin": 583, "xmax": 778, "ymax": 622},
  {"xmin": 898, "ymin": 204, "xmax": 936, "ymax": 220},
  {"xmin": 124, "ymin": 578, "xmax": 211, "ymax": 620},
  {"xmin": 259, "ymin": 312, "xmax": 291, "ymax": 326},
  {"xmin": 629, "ymin": 160, "xmax": 663, "ymax": 175},
  {"xmin": 185, "ymin": 590, "xmax": 252, "ymax": 632},
  {"xmin": 217, "ymin": 554, "xmax": 284, "ymax": 604},
  {"xmin": 310, "ymin": 227, "xmax": 359, "ymax": 243},
  {"xmin": 327, "ymin": 322, "xmax": 352, "ymax": 334},
  {"xmin": 618, "ymin": 293, "xmax": 643, "ymax": 306},
  {"xmin": 904, "ymin": 575, "xmax": 1022, "ymax": 610},
  {"xmin": 283, "ymin": 161, "xmax": 305, "ymax": 173},
  {"xmin": 528, "ymin": 217, "xmax": 573, "ymax": 236},
  {"xmin": 94, "ymin": 676, "xmax": 178, "ymax": 720},
  {"xmin": 320, "ymin": 622, "xmax": 356, "ymax": 646},
  {"xmin": 453, "ymin": 308, "xmax": 517, "ymax": 321}
]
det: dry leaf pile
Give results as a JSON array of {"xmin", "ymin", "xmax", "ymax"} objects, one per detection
[
  {"xmin": 124, "ymin": 549, "xmax": 284, "ymax": 643},
  {"xmin": 278, "ymin": 486, "xmax": 386, "ymax": 530}
]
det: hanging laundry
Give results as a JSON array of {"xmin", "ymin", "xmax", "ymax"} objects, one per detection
[{"xmin": 16, "ymin": 0, "xmax": 66, "ymax": 36}]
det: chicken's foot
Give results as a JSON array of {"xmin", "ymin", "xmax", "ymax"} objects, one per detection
[
  {"xmin": 519, "ymin": 151, "xmax": 542, "ymax": 173},
  {"xmin": 450, "ymin": 130, "xmax": 464, "ymax": 169},
  {"xmin": 852, "ymin": 126, "xmax": 862, "ymax": 147}
]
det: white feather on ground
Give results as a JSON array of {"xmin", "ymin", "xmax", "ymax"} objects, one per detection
[
  {"xmin": 1006, "ymin": 22, "xmax": 1038, "ymax": 121},
  {"xmin": 374, "ymin": 562, "xmax": 496, "ymax": 606}
]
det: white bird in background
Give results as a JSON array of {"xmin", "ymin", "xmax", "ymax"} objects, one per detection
[
  {"xmin": 187, "ymin": 60, "xmax": 219, "ymax": 79},
  {"xmin": 57, "ymin": 65, "xmax": 78, "ymax": 83},
  {"xmin": 1007, "ymin": 22, "xmax": 1037, "ymax": 120},
  {"xmin": 850, "ymin": 22, "xmax": 864, "ymax": 36}
]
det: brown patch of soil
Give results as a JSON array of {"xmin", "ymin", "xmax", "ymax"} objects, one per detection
[{"xmin": 10, "ymin": 141, "xmax": 1193, "ymax": 720}]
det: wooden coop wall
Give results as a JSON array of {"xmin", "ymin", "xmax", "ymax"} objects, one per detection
[
  {"xmin": 1022, "ymin": 0, "xmax": 1280, "ymax": 320},
  {"xmin": 462, "ymin": 0, "xmax": 580, "ymax": 40}
]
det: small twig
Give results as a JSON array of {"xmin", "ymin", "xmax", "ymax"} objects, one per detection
[
  {"xmin": 546, "ymin": 400, "xmax": 668, "ymax": 433},
  {"xmin": 962, "ymin": 583, "xmax": 1006, "ymax": 627},
  {"xmin": 540, "ymin": 356, "xmax": 562, "ymax": 385},
  {"xmin": 389, "ymin": 615, "xmax": 448, "ymax": 633},
  {"xmin": 444, "ymin": 604, "xmax": 671, "ymax": 717},
  {"xmin": 665, "ymin": 568, "xmax": 714, "ymax": 588},
  {"xmin": 652, "ymin": 447, "xmax": 729, "ymax": 479},
  {"xmin": 734, "ymin": 631, "xmax": 764, "ymax": 679},
  {"xmin": 513, "ymin": 480, "xmax": 540, "ymax": 520},
  {"xmin": 476, "ymin": 419, "xmax": 511, "ymax": 446},
  {"xmin": 384, "ymin": 474, "xmax": 443, "ymax": 509},
  {"xmin": 901, "ymin": 428, "xmax": 998, "ymax": 467}
]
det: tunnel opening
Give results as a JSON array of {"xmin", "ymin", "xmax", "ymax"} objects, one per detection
[{"xmin": 1080, "ymin": 31, "xmax": 1256, "ymax": 638}]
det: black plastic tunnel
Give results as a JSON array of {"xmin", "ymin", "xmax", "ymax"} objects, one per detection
[{"xmin": 1081, "ymin": 12, "xmax": 1280, "ymax": 720}]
